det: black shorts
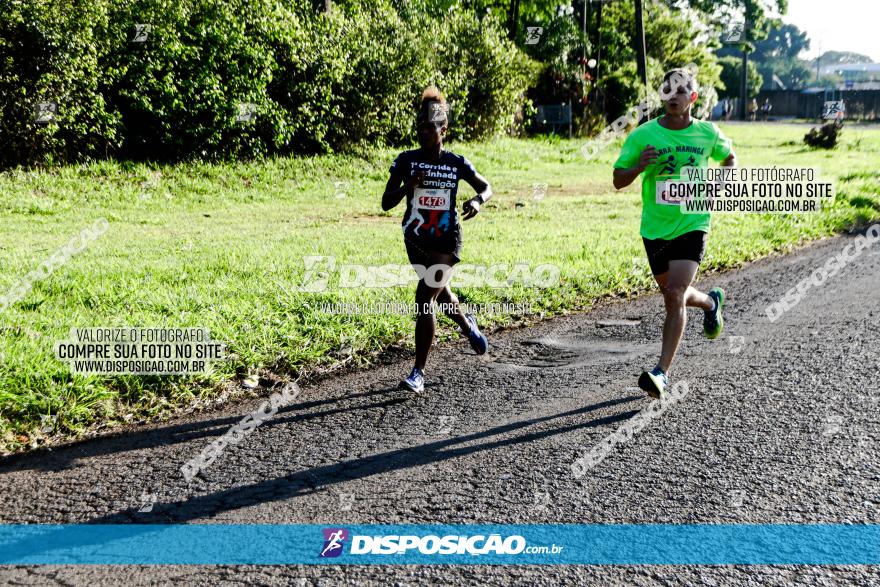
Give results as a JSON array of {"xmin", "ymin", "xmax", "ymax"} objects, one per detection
[
  {"xmin": 642, "ymin": 230, "xmax": 707, "ymax": 276},
  {"xmin": 403, "ymin": 234, "xmax": 461, "ymax": 269}
]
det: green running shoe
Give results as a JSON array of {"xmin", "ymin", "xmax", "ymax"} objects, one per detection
[
  {"xmin": 638, "ymin": 366, "xmax": 668, "ymax": 399},
  {"xmin": 703, "ymin": 287, "xmax": 725, "ymax": 340}
]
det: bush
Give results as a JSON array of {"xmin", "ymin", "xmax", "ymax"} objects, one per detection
[
  {"xmin": 437, "ymin": 11, "xmax": 540, "ymax": 140},
  {"xmin": 0, "ymin": 0, "xmax": 121, "ymax": 167},
  {"xmin": 276, "ymin": 4, "xmax": 538, "ymax": 152},
  {"xmin": 102, "ymin": 0, "xmax": 289, "ymax": 161},
  {"xmin": 0, "ymin": 0, "xmax": 537, "ymax": 167},
  {"xmin": 804, "ymin": 120, "xmax": 843, "ymax": 149}
]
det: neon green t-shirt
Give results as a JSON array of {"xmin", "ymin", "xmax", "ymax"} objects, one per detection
[{"xmin": 613, "ymin": 118, "xmax": 733, "ymax": 240}]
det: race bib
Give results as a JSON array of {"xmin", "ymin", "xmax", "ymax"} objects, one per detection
[
  {"xmin": 655, "ymin": 180, "xmax": 684, "ymax": 205},
  {"xmin": 414, "ymin": 188, "xmax": 451, "ymax": 211}
]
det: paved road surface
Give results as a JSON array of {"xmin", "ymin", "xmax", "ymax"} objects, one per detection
[{"xmin": 2, "ymin": 230, "xmax": 879, "ymax": 585}]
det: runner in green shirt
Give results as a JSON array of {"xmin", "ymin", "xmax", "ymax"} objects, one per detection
[{"xmin": 613, "ymin": 68, "xmax": 737, "ymax": 398}]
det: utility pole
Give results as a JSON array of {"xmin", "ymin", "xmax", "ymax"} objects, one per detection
[
  {"xmin": 634, "ymin": 0, "xmax": 648, "ymax": 89},
  {"xmin": 739, "ymin": 18, "xmax": 749, "ymax": 120},
  {"xmin": 582, "ymin": 0, "xmax": 588, "ymax": 64},
  {"xmin": 596, "ymin": 0, "xmax": 604, "ymax": 114},
  {"xmin": 508, "ymin": 0, "xmax": 521, "ymax": 40}
]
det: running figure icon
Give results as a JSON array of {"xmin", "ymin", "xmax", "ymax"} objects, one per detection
[{"xmin": 320, "ymin": 529, "xmax": 348, "ymax": 558}]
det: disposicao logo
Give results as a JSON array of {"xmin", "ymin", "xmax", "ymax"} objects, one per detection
[
  {"xmin": 350, "ymin": 534, "xmax": 527, "ymax": 555},
  {"xmin": 319, "ymin": 530, "xmax": 531, "ymax": 557},
  {"xmin": 319, "ymin": 528, "xmax": 349, "ymax": 558}
]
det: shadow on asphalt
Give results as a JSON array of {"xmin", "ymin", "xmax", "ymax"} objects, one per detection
[
  {"xmin": 93, "ymin": 394, "xmax": 642, "ymax": 524},
  {"xmin": 0, "ymin": 388, "xmax": 404, "ymax": 472},
  {"xmin": 0, "ymin": 394, "xmax": 643, "ymax": 560}
]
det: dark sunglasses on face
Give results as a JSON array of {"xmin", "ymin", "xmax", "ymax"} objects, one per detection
[
  {"xmin": 417, "ymin": 121, "xmax": 443, "ymax": 131},
  {"xmin": 662, "ymin": 84, "xmax": 692, "ymax": 96}
]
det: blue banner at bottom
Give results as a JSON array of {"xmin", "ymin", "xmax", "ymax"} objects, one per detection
[{"xmin": 0, "ymin": 524, "xmax": 878, "ymax": 565}]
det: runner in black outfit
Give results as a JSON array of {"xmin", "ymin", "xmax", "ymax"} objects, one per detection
[{"xmin": 382, "ymin": 87, "xmax": 492, "ymax": 393}]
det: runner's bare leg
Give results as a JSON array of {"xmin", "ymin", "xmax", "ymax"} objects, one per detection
[
  {"xmin": 414, "ymin": 252, "xmax": 460, "ymax": 370},
  {"xmin": 654, "ymin": 260, "xmax": 713, "ymax": 372},
  {"xmin": 436, "ymin": 285, "xmax": 470, "ymax": 332}
]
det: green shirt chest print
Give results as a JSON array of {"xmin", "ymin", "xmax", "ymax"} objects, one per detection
[{"xmin": 614, "ymin": 118, "xmax": 733, "ymax": 240}]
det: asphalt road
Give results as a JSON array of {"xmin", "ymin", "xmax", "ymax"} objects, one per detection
[{"xmin": 2, "ymin": 229, "xmax": 879, "ymax": 585}]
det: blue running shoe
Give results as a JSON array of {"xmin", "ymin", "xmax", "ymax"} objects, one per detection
[
  {"xmin": 399, "ymin": 367, "xmax": 425, "ymax": 394},
  {"xmin": 464, "ymin": 313, "xmax": 488, "ymax": 355},
  {"xmin": 638, "ymin": 366, "xmax": 668, "ymax": 399},
  {"xmin": 703, "ymin": 287, "xmax": 725, "ymax": 340}
]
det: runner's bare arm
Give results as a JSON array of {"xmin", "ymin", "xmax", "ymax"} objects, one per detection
[
  {"xmin": 720, "ymin": 151, "xmax": 736, "ymax": 167},
  {"xmin": 382, "ymin": 170, "xmax": 424, "ymax": 211},
  {"xmin": 613, "ymin": 167, "xmax": 641, "ymax": 190},
  {"xmin": 613, "ymin": 145, "xmax": 657, "ymax": 190},
  {"xmin": 462, "ymin": 172, "xmax": 492, "ymax": 220}
]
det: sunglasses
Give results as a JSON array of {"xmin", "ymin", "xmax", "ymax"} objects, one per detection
[{"xmin": 417, "ymin": 120, "xmax": 444, "ymax": 131}]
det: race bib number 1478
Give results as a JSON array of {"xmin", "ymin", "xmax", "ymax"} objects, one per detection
[{"xmin": 415, "ymin": 188, "xmax": 451, "ymax": 210}]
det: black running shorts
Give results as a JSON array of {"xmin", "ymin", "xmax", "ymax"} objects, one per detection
[
  {"xmin": 403, "ymin": 235, "xmax": 461, "ymax": 269},
  {"xmin": 641, "ymin": 230, "xmax": 708, "ymax": 276}
]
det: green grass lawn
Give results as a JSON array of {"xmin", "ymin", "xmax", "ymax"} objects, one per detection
[{"xmin": 1, "ymin": 123, "xmax": 879, "ymax": 452}]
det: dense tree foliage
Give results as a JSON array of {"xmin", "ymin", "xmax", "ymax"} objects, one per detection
[
  {"xmin": 717, "ymin": 56, "xmax": 763, "ymax": 98},
  {"xmin": 0, "ymin": 0, "xmax": 797, "ymax": 166},
  {"xmin": 0, "ymin": 0, "xmax": 537, "ymax": 167}
]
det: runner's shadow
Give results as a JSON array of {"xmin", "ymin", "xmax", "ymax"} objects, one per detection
[
  {"xmin": 0, "ymin": 388, "xmax": 402, "ymax": 472},
  {"xmin": 90, "ymin": 394, "xmax": 642, "ymax": 524},
  {"xmin": 0, "ymin": 395, "xmax": 642, "ymax": 561}
]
